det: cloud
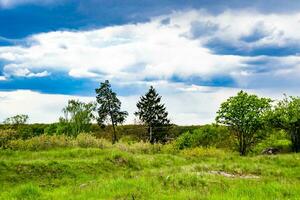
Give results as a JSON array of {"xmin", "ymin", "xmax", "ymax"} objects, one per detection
[
  {"xmin": 1, "ymin": 9, "xmax": 300, "ymax": 124},
  {"xmin": 0, "ymin": 0, "xmax": 61, "ymax": 8},
  {"xmin": 1, "ymin": 9, "xmax": 300, "ymax": 95},
  {"xmin": 0, "ymin": 87, "xmax": 247, "ymax": 125},
  {"xmin": 0, "ymin": 90, "xmax": 94, "ymax": 123},
  {"xmin": 0, "ymin": 10, "xmax": 244, "ymax": 87},
  {"xmin": 0, "ymin": 84, "xmax": 296, "ymax": 125},
  {"xmin": 3, "ymin": 64, "xmax": 50, "ymax": 78}
]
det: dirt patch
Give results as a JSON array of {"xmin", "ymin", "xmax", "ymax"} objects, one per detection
[{"xmin": 208, "ymin": 170, "xmax": 260, "ymax": 179}]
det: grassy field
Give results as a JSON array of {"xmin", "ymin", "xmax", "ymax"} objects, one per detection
[{"xmin": 0, "ymin": 146, "xmax": 300, "ymax": 200}]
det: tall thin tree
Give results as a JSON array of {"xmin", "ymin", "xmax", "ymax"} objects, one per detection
[
  {"xmin": 95, "ymin": 80, "xmax": 128, "ymax": 144},
  {"xmin": 135, "ymin": 86, "xmax": 170, "ymax": 143}
]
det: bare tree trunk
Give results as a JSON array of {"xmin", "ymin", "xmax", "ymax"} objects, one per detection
[
  {"xmin": 291, "ymin": 128, "xmax": 300, "ymax": 152},
  {"xmin": 110, "ymin": 113, "xmax": 117, "ymax": 144},
  {"xmin": 112, "ymin": 123, "xmax": 117, "ymax": 144},
  {"xmin": 149, "ymin": 125, "xmax": 153, "ymax": 143},
  {"xmin": 239, "ymin": 132, "xmax": 247, "ymax": 156}
]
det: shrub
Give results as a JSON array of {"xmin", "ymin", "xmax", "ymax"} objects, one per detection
[
  {"xmin": 175, "ymin": 131, "xmax": 194, "ymax": 150},
  {"xmin": 75, "ymin": 133, "xmax": 111, "ymax": 148},
  {"xmin": 253, "ymin": 130, "xmax": 292, "ymax": 154},
  {"xmin": 5, "ymin": 133, "xmax": 113, "ymax": 151},
  {"xmin": 0, "ymin": 129, "xmax": 17, "ymax": 148},
  {"xmin": 17, "ymin": 125, "xmax": 34, "ymax": 139},
  {"xmin": 7, "ymin": 135, "xmax": 72, "ymax": 150},
  {"xmin": 115, "ymin": 141, "xmax": 162, "ymax": 154},
  {"xmin": 44, "ymin": 123, "xmax": 58, "ymax": 135},
  {"xmin": 175, "ymin": 125, "xmax": 231, "ymax": 150}
]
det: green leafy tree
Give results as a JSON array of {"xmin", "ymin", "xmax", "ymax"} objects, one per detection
[
  {"xmin": 269, "ymin": 96, "xmax": 300, "ymax": 152},
  {"xmin": 3, "ymin": 114, "xmax": 29, "ymax": 125},
  {"xmin": 216, "ymin": 91, "xmax": 271, "ymax": 155},
  {"xmin": 59, "ymin": 99, "xmax": 96, "ymax": 136},
  {"xmin": 135, "ymin": 86, "xmax": 170, "ymax": 143},
  {"xmin": 95, "ymin": 80, "xmax": 128, "ymax": 144}
]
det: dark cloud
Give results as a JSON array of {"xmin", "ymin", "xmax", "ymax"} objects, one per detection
[
  {"xmin": 206, "ymin": 38, "xmax": 300, "ymax": 56},
  {"xmin": 190, "ymin": 20, "xmax": 219, "ymax": 38},
  {"xmin": 240, "ymin": 22, "xmax": 270, "ymax": 42},
  {"xmin": 2, "ymin": 0, "xmax": 300, "ymax": 38}
]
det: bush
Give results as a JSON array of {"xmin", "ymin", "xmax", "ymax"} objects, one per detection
[
  {"xmin": 44, "ymin": 123, "xmax": 58, "ymax": 135},
  {"xmin": 0, "ymin": 129, "xmax": 17, "ymax": 148},
  {"xmin": 75, "ymin": 133, "xmax": 111, "ymax": 148},
  {"xmin": 253, "ymin": 130, "xmax": 292, "ymax": 154},
  {"xmin": 175, "ymin": 125, "xmax": 232, "ymax": 150},
  {"xmin": 5, "ymin": 133, "xmax": 113, "ymax": 151},
  {"xmin": 7, "ymin": 135, "xmax": 72, "ymax": 151}
]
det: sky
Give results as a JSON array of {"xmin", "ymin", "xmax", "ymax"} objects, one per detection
[{"xmin": 1, "ymin": 0, "xmax": 300, "ymax": 124}]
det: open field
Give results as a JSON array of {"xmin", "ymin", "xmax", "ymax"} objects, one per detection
[{"xmin": 1, "ymin": 146, "xmax": 299, "ymax": 200}]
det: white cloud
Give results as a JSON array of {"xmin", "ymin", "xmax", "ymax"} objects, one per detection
[
  {"xmin": 3, "ymin": 64, "xmax": 50, "ymax": 78},
  {"xmin": 0, "ymin": 0, "xmax": 59, "ymax": 8},
  {"xmin": 0, "ymin": 90, "xmax": 94, "ymax": 123},
  {"xmin": 2, "ymin": 10, "xmax": 300, "ymax": 124},
  {"xmin": 0, "ymin": 86, "xmax": 293, "ymax": 125},
  {"xmin": 1, "ymin": 10, "xmax": 300, "ymax": 89},
  {"xmin": 0, "ymin": 11, "xmax": 243, "ymax": 83}
]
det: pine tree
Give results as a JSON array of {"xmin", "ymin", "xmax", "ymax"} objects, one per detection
[
  {"xmin": 135, "ymin": 86, "xmax": 170, "ymax": 143},
  {"xmin": 95, "ymin": 80, "xmax": 128, "ymax": 144}
]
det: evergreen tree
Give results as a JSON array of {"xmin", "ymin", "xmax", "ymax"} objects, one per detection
[
  {"xmin": 135, "ymin": 86, "xmax": 170, "ymax": 143},
  {"xmin": 95, "ymin": 80, "xmax": 128, "ymax": 144}
]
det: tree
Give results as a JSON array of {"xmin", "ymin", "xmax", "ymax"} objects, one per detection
[
  {"xmin": 135, "ymin": 86, "xmax": 170, "ymax": 143},
  {"xmin": 269, "ymin": 96, "xmax": 300, "ymax": 152},
  {"xmin": 216, "ymin": 91, "xmax": 271, "ymax": 155},
  {"xmin": 3, "ymin": 114, "xmax": 29, "ymax": 125},
  {"xmin": 95, "ymin": 80, "xmax": 128, "ymax": 144},
  {"xmin": 59, "ymin": 99, "xmax": 96, "ymax": 136}
]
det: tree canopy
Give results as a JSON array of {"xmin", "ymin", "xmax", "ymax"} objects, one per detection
[
  {"xmin": 95, "ymin": 80, "xmax": 128, "ymax": 144},
  {"xmin": 269, "ymin": 96, "xmax": 300, "ymax": 152},
  {"xmin": 216, "ymin": 91, "xmax": 271, "ymax": 155},
  {"xmin": 135, "ymin": 86, "xmax": 170, "ymax": 143},
  {"xmin": 58, "ymin": 99, "xmax": 95, "ymax": 136},
  {"xmin": 3, "ymin": 114, "xmax": 29, "ymax": 126}
]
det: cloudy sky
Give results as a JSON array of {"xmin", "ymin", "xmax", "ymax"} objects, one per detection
[{"xmin": 0, "ymin": 0, "xmax": 300, "ymax": 124}]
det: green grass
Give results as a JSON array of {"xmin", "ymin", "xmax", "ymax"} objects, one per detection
[{"xmin": 0, "ymin": 147, "xmax": 300, "ymax": 199}]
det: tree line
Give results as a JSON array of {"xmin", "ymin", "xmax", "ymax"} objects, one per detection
[{"xmin": 2, "ymin": 81, "xmax": 300, "ymax": 155}]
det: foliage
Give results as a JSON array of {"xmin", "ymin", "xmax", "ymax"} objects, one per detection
[
  {"xmin": 0, "ymin": 129, "xmax": 17, "ymax": 148},
  {"xmin": 268, "ymin": 96, "xmax": 300, "ymax": 152},
  {"xmin": 59, "ymin": 99, "xmax": 96, "ymax": 136},
  {"xmin": 3, "ymin": 114, "xmax": 29, "ymax": 126},
  {"xmin": 44, "ymin": 123, "xmax": 59, "ymax": 135},
  {"xmin": 95, "ymin": 80, "xmax": 128, "ymax": 143},
  {"xmin": 56, "ymin": 118, "xmax": 72, "ymax": 135},
  {"xmin": 175, "ymin": 125, "xmax": 232, "ymax": 150},
  {"xmin": 253, "ymin": 130, "xmax": 291, "ymax": 154},
  {"xmin": 6, "ymin": 134, "xmax": 72, "ymax": 150},
  {"xmin": 75, "ymin": 133, "xmax": 111, "ymax": 148},
  {"xmin": 5, "ymin": 133, "xmax": 111, "ymax": 151},
  {"xmin": 135, "ymin": 86, "xmax": 170, "ymax": 143},
  {"xmin": 0, "ymin": 124, "xmax": 50, "ymax": 147},
  {"xmin": 216, "ymin": 90, "xmax": 272, "ymax": 155},
  {"xmin": 16, "ymin": 125, "xmax": 35, "ymax": 139}
]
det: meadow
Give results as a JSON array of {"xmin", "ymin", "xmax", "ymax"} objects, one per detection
[{"xmin": 0, "ymin": 134, "xmax": 299, "ymax": 200}]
